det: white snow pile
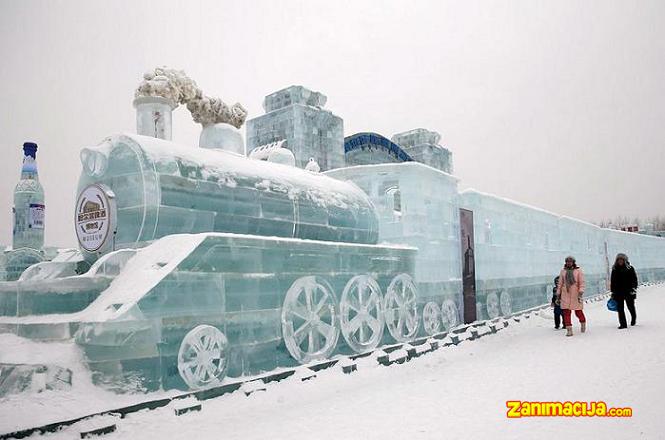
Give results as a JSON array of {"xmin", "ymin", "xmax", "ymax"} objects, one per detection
[{"xmin": 0, "ymin": 333, "xmax": 175, "ymax": 434}]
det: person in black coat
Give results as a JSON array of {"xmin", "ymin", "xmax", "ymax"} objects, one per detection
[
  {"xmin": 610, "ymin": 253, "xmax": 638, "ymax": 329},
  {"xmin": 551, "ymin": 276, "xmax": 564, "ymax": 329}
]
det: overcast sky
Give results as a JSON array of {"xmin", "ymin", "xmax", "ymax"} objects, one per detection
[{"xmin": 1, "ymin": 0, "xmax": 663, "ymax": 248}]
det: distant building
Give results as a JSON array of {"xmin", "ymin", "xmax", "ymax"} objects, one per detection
[
  {"xmin": 344, "ymin": 129, "xmax": 453, "ymax": 174},
  {"xmin": 620, "ymin": 224, "xmax": 639, "ymax": 233},
  {"xmin": 246, "ymin": 86, "xmax": 345, "ymax": 171},
  {"xmin": 344, "ymin": 132, "xmax": 413, "ymax": 166},
  {"xmin": 391, "ymin": 128, "xmax": 453, "ymax": 174},
  {"xmin": 247, "ymin": 88, "xmax": 453, "ymax": 175}
]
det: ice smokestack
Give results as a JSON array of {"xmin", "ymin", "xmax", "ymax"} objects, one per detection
[
  {"xmin": 133, "ymin": 95, "xmax": 176, "ymax": 140},
  {"xmin": 133, "ymin": 66, "xmax": 248, "ymax": 152},
  {"xmin": 134, "ymin": 67, "xmax": 200, "ymax": 140}
]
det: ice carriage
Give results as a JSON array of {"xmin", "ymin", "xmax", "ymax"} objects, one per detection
[
  {"xmin": 327, "ymin": 164, "xmax": 665, "ymax": 325},
  {"xmin": 326, "ymin": 162, "xmax": 464, "ymax": 332}
]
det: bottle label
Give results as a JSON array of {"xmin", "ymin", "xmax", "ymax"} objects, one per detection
[{"xmin": 29, "ymin": 203, "xmax": 45, "ymax": 229}]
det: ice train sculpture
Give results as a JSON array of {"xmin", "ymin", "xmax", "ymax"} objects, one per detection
[
  {"xmin": 2, "ymin": 71, "xmax": 665, "ymax": 394},
  {"xmin": 70, "ymin": 133, "xmax": 417, "ymax": 390}
]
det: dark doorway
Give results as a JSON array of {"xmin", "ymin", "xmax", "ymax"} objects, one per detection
[{"xmin": 460, "ymin": 208, "xmax": 477, "ymax": 323}]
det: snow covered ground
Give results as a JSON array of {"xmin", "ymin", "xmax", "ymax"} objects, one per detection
[
  {"xmin": 0, "ymin": 334, "xmax": 178, "ymax": 433},
  {"xmin": 2, "ymin": 284, "xmax": 664, "ymax": 439}
]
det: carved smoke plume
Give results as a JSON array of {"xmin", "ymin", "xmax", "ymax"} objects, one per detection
[
  {"xmin": 186, "ymin": 96, "xmax": 248, "ymax": 129},
  {"xmin": 135, "ymin": 66, "xmax": 248, "ymax": 129}
]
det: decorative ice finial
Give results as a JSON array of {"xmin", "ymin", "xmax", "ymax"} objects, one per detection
[{"xmin": 305, "ymin": 157, "xmax": 320, "ymax": 172}]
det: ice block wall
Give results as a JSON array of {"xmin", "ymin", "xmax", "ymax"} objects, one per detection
[
  {"xmin": 604, "ymin": 228, "xmax": 665, "ymax": 282},
  {"xmin": 76, "ymin": 134, "xmax": 378, "ymax": 260},
  {"xmin": 458, "ymin": 189, "xmax": 649, "ymax": 320}
]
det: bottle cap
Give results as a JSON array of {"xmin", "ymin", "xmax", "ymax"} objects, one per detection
[{"xmin": 23, "ymin": 142, "xmax": 38, "ymax": 159}]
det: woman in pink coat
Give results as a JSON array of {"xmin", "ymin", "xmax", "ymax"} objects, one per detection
[{"xmin": 556, "ymin": 256, "xmax": 586, "ymax": 336}]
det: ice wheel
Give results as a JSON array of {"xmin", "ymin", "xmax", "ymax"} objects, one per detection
[
  {"xmin": 340, "ymin": 275, "xmax": 385, "ymax": 353},
  {"xmin": 486, "ymin": 292, "xmax": 500, "ymax": 319},
  {"xmin": 177, "ymin": 325, "xmax": 228, "ymax": 390},
  {"xmin": 422, "ymin": 301, "xmax": 442, "ymax": 335},
  {"xmin": 499, "ymin": 290, "xmax": 512, "ymax": 316},
  {"xmin": 441, "ymin": 299, "xmax": 459, "ymax": 331},
  {"xmin": 281, "ymin": 276, "xmax": 339, "ymax": 363},
  {"xmin": 383, "ymin": 274, "xmax": 419, "ymax": 342}
]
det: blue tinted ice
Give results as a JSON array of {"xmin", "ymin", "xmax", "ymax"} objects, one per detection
[{"xmin": 77, "ymin": 134, "xmax": 378, "ymax": 262}]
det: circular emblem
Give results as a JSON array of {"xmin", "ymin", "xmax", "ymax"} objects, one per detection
[{"xmin": 75, "ymin": 184, "xmax": 115, "ymax": 252}]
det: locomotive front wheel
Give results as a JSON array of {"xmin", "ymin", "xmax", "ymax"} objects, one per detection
[
  {"xmin": 441, "ymin": 299, "xmax": 459, "ymax": 331},
  {"xmin": 177, "ymin": 325, "xmax": 228, "ymax": 390},
  {"xmin": 281, "ymin": 276, "xmax": 340, "ymax": 364},
  {"xmin": 383, "ymin": 274, "xmax": 419, "ymax": 342},
  {"xmin": 422, "ymin": 302, "xmax": 442, "ymax": 335},
  {"xmin": 340, "ymin": 275, "xmax": 385, "ymax": 353}
]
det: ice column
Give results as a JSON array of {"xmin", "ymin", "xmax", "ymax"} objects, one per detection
[{"xmin": 133, "ymin": 96, "xmax": 176, "ymax": 140}]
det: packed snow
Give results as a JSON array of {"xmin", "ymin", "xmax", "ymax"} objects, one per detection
[
  {"xmin": 2, "ymin": 284, "xmax": 663, "ymax": 439},
  {"xmin": 0, "ymin": 334, "xmax": 178, "ymax": 434}
]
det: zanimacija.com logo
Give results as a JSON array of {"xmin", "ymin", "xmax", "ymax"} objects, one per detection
[{"xmin": 506, "ymin": 401, "xmax": 632, "ymax": 418}]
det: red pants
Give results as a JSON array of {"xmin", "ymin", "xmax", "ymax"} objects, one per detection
[{"xmin": 562, "ymin": 309, "xmax": 586, "ymax": 327}]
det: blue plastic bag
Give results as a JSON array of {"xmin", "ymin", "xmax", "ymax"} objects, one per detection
[{"xmin": 607, "ymin": 298, "xmax": 618, "ymax": 312}]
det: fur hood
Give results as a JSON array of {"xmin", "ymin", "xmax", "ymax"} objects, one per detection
[
  {"xmin": 563, "ymin": 255, "xmax": 579, "ymax": 269},
  {"xmin": 613, "ymin": 253, "xmax": 632, "ymax": 270}
]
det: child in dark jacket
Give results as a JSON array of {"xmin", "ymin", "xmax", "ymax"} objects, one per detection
[{"xmin": 551, "ymin": 276, "xmax": 564, "ymax": 329}]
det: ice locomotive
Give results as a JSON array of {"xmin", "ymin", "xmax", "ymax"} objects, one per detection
[{"xmin": 72, "ymin": 133, "xmax": 418, "ymax": 390}]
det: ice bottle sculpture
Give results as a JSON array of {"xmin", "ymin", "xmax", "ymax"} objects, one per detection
[{"xmin": 13, "ymin": 142, "xmax": 45, "ymax": 251}]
